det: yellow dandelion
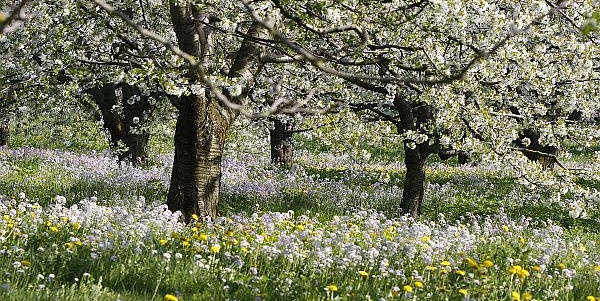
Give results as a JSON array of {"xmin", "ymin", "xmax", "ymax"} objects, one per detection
[
  {"xmin": 594, "ymin": 265, "xmax": 600, "ymax": 272},
  {"xmin": 164, "ymin": 294, "xmax": 178, "ymax": 301},
  {"xmin": 557, "ymin": 263, "xmax": 566, "ymax": 270},
  {"xmin": 325, "ymin": 285, "xmax": 338, "ymax": 292},
  {"xmin": 456, "ymin": 270, "xmax": 466, "ymax": 276},
  {"xmin": 403, "ymin": 285, "xmax": 413, "ymax": 293},
  {"xmin": 72, "ymin": 222, "xmax": 81, "ymax": 230},
  {"xmin": 466, "ymin": 258, "xmax": 479, "ymax": 269},
  {"xmin": 182, "ymin": 241, "xmax": 191, "ymax": 247},
  {"xmin": 521, "ymin": 292, "xmax": 533, "ymax": 301},
  {"xmin": 358, "ymin": 270, "xmax": 369, "ymax": 277},
  {"xmin": 586, "ymin": 296, "xmax": 597, "ymax": 301},
  {"xmin": 198, "ymin": 234, "xmax": 208, "ymax": 241},
  {"xmin": 482, "ymin": 260, "xmax": 494, "ymax": 268},
  {"xmin": 296, "ymin": 224, "xmax": 305, "ymax": 231},
  {"xmin": 458, "ymin": 288, "xmax": 468, "ymax": 295},
  {"xmin": 511, "ymin": 291, "xmax": 521, "ymax": 301},
  {"xmin": 49, "ymin": 226, "xmax": 59, "ymax": 232},
  {"xmin": 441, "ymin": 260, "xmax": 451, "ymax": 266},
  {"xmin": 191, "ymin": 214, "xmax": 199, "ymax": 221},
  {"xmin": 502, "ymin": 225, "xmax": 510, "ymax": 232},
  {"xmin": 64, "ymin": 242, "xmax": 75, "ymax": 249},
  {"xmin": 509, "ymin": 265, "xmax": 529, "ymax": 279},
  {"xmin": 159, "ymin": 239, "xmax": 168, "ymax": 245},
  {"xmin": 532, "ymin": 265, "xmax": 541, "ymax": 272},
  {"xmin": 414, "ymin": 281, "xmax": 423, "ymax": 288},
  {"xmin": 20, "ymin": 260, "xmax": 31, "ymax": 267},
  {"xmin": 210, "ymin": 245, "xmax": 221, "ymax": 254}
]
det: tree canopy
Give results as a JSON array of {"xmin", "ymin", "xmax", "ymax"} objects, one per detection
[{"xmin": 2, "ymin": 0, "xmax": 599, "ymax": 218}]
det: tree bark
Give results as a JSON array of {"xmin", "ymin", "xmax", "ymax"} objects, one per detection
[
  {"xmin": 87, "ymin": 83, "xmax": 153, "ymax": 165},
  {"xmin": 393, "ymin": 95, "xmax": 432, "ymax": 217},
  {"xmin": 400, "ymin": 145, "xmax": 427, "ymax": 216},
  {"xmin": 167, "ymin": 1, "xmax": 269, "ymax": 221},
  {"xmin": 0, "ymin": 119, "xmax": 8, "ymax": 146},
  {"xmin": 167, "ymin": 93, "xmax": 234, "ymax": 221},
  {"xmin": 269, "ymin": 118, "xmax": 294, "ymax": 165}
]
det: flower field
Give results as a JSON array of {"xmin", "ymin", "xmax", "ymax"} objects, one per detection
[{"xmin": 1, "ymin": 146, "xmax": 599, "ymax": 300}]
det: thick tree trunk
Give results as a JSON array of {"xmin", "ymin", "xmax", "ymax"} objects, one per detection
[
  {"xmin": 167, "ymin": 94, "xmax": 235, "ymax": 221},
  {"xmin": 400, "ymin": 146, "xmax": 427, "ymax": 216},
  {"xmin": 269, "ymin": 118, "xmax": 294, "ymax": 165},
  {"xmin": 87, "ymin": 83, "xmax": 152, "ymax": 166},
  {"xmin": 167, "ymin": 1, "xmax": 269, "ymax": 221}
]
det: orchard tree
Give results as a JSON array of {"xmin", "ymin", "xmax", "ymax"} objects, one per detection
[
  {"xmin": 235, "ymin": 0, "xmax": 600, "ymax": 216},
  {"xmin": 91, "ymin": 0, "xmax": 600, "ymax": 218},
  {"xmin": 1, "ymin": 1, "xmax": 178, "ymax": 164},
  {"xmin": 8, "ymin": 0, "xmax": 600, "ymax": 220}
]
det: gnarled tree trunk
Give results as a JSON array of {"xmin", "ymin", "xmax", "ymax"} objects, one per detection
[
  {"xmin": 86, "ymin": 83, "xmax": 153, "ymax": 166},
  {"xmin": 269, "ymin": 118, "xmax": 294, "ymax": 165},
  {"xmin": 394, "ymin": 95, "xmax": 434, "ymax": 217},
  {"xmin": 167, "ymin": 94, "xmax": 235, "ymax": 220},
  {"xmin": 167, "ymin": 1, "xmax": 269, "ymax": 221}
]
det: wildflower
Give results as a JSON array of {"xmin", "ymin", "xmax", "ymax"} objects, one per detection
[
  {"xmin": 466, "ymin": 258, "xmax": 479, "ymax": 269},
  {"xmin": 455, "ymin": 270, "xmax": 466, "ymax": 276},
  {"xmin": 164, "ymin": 294, "xmax": 178, "ymax": 301},
  {"xmin": 403, "ymin": 285, "xmax": 412, "ymax": 293},
  {"xmin": 594, "ymin": 266, "xmax": 600, "ymax": 272},
  {"xmin": 391, "ymin": 286, "xmax": 400, "ymax": 297},
  {"xmin": 191, "ymin": 214, "xmax": 199, "ymax": 221},
  {"xmin": 509, "ymin": 265, "xmax": 529, "ymax": 279},
  {"xmin": 325, "ymin": 285, "xmax": 338, "ymax": 292},
  {"xmin": 521, "ymin": 292, "xmax": 533, "ymax": 300},
  {"xmin": 503, "ymin": 225, "xmax": 510, "ymax": 232},
  {"xmin": 49, "ymin": 226, "xmax": 59, "ymax": 232},
  {"xmin": 414, "ymin": 281, "xmax": 423, "ymax": 288},
  {"xmin": 458, "ymin": 288, "xmax": 468, "ymax": 295},
  {"xmin": 182, "ymin": 241, "xmax": 190, "ymax": 247},
  {"xmin": 557, "ymin": 263, "xmax": 566, "ymax": 270},
  {"xmin": 586, "ymin": 296, "xmax": 598, "ymax": 301},
  {"xmin": 441, "ymin": 260, "xmax": 451, "ymax": 267},
  {"xmin": 210, "ymin": 245, "xmax": 221, "ymax": 254},
  {"xmin": 159, "ymin": 239, "xmax": 168, "ymax": 245},
  {"xmin": 532, "ymin": 265, "xmax": 541, "ymax": 272},
  {"xmin": 198, "ymin": 234, "xmax": 208, "ymax": 241},
  {"xmin": 511, "ymin": 291, "xmax": 521, "ymax": 301},
  {"xmin": 19, "ymin": 260, "xmax": 31, "ymax": 267},
  {"xmin": 482, "ymin": 260, "xmax": 494, "ymax": 268},
  {"xmin": 358, "ymin": 270, "xmax": 369, "ymax": 277}
]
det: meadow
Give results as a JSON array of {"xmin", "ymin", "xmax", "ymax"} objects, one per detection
[{"xmin": 0, "ymin": 120, "xmax": 600, "ymax": 301}]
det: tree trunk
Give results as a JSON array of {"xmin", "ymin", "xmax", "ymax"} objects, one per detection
[
  {"xmin": 400, "ymin": 145, "xmax": 427, "ymax": 216},
  {"xmin": 167, "ymin": 1, "xmax": 269, "ymax": 221},
  {"xmin": 87, "ymin": 83, "xmax": 152, "ymax": 166},
  {"xmin": 0, "ymin": 119, "xmax": 8, "ymax": 146},
  {"xmin": 269, "ymin": 118, "xmax": 294, "ymax": 165},
  {"xmin": 167, "ymin": 94, "xmax": 235, "ymax": 221}
]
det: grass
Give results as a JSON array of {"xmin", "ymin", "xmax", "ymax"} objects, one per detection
[{"xmin": 1, "ymin": 125, "xmax": 600, "ymax": 300}]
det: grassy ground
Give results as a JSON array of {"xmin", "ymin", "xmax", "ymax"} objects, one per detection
[{"xmin": 1, "ymin": 115, "xmax": 600, "ymax": 300}]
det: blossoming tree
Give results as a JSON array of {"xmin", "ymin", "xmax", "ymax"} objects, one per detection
[{"xmin": 4, "ymin": 0, "xmax": 600, "ymax": 219}]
